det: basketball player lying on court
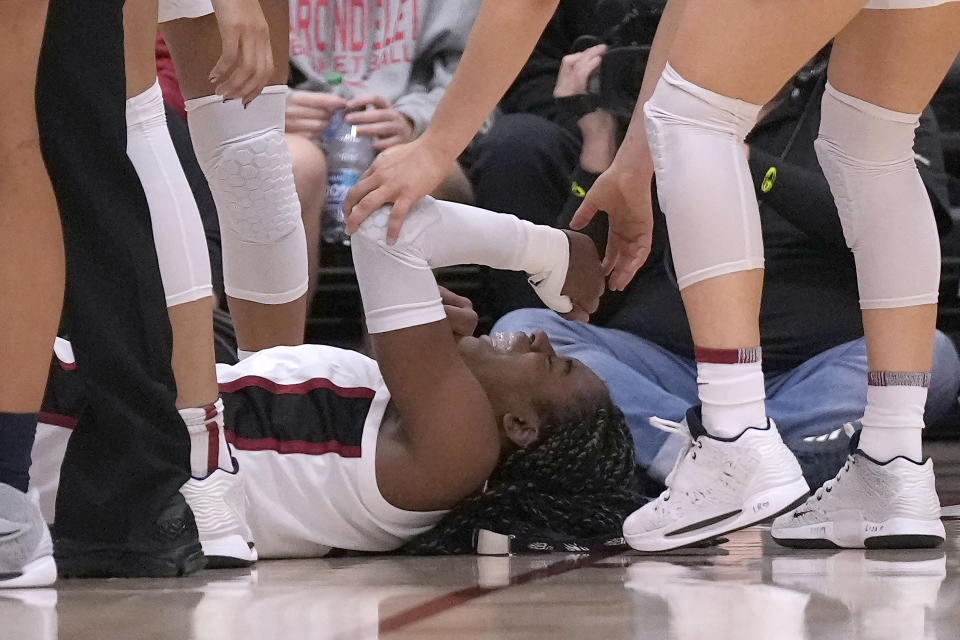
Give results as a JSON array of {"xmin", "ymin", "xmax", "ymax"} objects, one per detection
[{"xmin": 32, "ymin": 197, "xmax": 645, "ymax": 559}]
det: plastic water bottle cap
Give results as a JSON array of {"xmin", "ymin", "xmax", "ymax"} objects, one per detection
[{"xmin": 326, "ymin": 72, "xmax": 343, "ymax": 86}]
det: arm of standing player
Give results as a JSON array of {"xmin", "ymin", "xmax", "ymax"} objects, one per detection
[{"xmin": 343, "ymin": 0, "xmax": 560, "ymax": 243}]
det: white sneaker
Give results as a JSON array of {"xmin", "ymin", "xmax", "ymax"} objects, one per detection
[
  {"xmin": 623, "ymin": 408, "xmax": 809, "ymax": 551},
  {"xmin": 180, "ymin": 459, "xmax": 257, "ymax": 567},
  {"xmin": 0, "ymin": 485, "xmax": 56, "ymax": 588},
  {"xmin": 771, "ymin": 435, "xmax": 945, "ymax": 549}
]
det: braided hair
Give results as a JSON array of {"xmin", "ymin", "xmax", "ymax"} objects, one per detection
[{"xmin": 401, "ymin": 389, "xmax": 646, "ymax": 555}]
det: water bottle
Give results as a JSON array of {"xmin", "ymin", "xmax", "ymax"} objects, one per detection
[{"xmin": 321, "ymin": 73, "xmax": 375, "ymax": 245}]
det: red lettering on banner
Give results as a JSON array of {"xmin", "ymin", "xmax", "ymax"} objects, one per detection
[
  {"xmin": 315, "ymin": 0, "xmax": 328, "ymax": 52},
  {"xmin": 349, "ymin": 0, "xmax": 365, "ymax": 52}
]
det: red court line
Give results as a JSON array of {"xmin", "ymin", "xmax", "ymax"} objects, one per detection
[{"xmin": 375, "ymin": 552, "xmax": 620, "ymax": 637}]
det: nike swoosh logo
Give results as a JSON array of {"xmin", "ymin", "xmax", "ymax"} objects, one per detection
[
  {"xmin": 665, "ymin": 509, "xmax": 741, "ymax": 537},
  {"xmin": 792, "ymin": 510, "xmax": 813, "ymax": 519},
  {"xmin": 530, "ymin": 278, "xmax": 546, "ymax": 287}
]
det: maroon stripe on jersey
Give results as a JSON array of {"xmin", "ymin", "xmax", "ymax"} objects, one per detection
[
  {"xmin": 219, "ymin": 375, "xmax": 376, "ymax": 399},
  {"xmin": 225, "ymin": 430, "xmax": 362, "ymax": 458},
  {"xmin": 38, "ymin": 412, "xmax": 78, "ymax": 429},
  {"xmin": 57, "ymin": 358, "xmax": 77, "ymax": 371}
]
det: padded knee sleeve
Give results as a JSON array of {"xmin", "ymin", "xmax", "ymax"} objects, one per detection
[
  {"xmin": 126, "ymin": 81, "xmax": 213, "ymax": 307},
  {"xmin": 816, "ymin": 84, "xmax": 940, "ymax": 309},
  {"xmin": 186, "ymin": 86, "xmax": 308, "ymax": 304},
  {"xmin": 644, "ymin": 64, "xmax": 764, "ymax": 289}
]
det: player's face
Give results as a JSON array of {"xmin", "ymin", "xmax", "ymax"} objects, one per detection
[{"xmin": 458, "ymin": 331, "xmax": 606, "ymax": 411}]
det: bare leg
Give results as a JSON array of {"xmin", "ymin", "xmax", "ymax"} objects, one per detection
[
  {"xmin": 829, "ymin": 6, "xmax": 960, "ymax": 374},
  {"xmin": 663, "ymin": 0, "xmax": 867, "ymax": 350},
  {"xmin": 0, "ymin": 0, "xmax": 63, "ymax": 413},
  {"xmin": 162, "ymin": 0, "xmax": 308, "ymax": 351},
  {"xmin": 124, "ymin": 0, "xmax": 219, "ymax": 409}
]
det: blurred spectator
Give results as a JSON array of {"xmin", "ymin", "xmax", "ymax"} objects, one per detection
[
  {"xmin": 286, "ymin": 0, "xmax": 481, "ymax": 247},
  {"xmin": 470, "ymin": 0, "xmax": 661, "ymax": 315},
  {"xmin": 493, "ymin": 47, "xmax": 960, "ymax": 490}
]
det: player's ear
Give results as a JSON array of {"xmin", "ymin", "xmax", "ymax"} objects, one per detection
[{"xmin": 502, "ymin": 411, "xmax": 542, "ymax": 448}]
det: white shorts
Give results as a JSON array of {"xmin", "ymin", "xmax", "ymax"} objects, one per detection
[
  {"xmin": 159, "ymin": 0, "xmax": 213, "ymax": 23},
  {"xmin": 865, "ymin": 0, "xmax": 958, "ymax": 8}
]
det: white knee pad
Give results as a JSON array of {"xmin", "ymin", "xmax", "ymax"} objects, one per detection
[
  {"xmin": 126, "ymin": 80, "xmax": 213, "ymax": 307},
  {"xmin": 643, "ymin": 64, "xmax": 764, "ymax": 289},
  {"xmin": 816, "ymin": 83, "xmax": 940, "ymax": 309},
  {"xmin": 186, "ymin": 86, "xmax": 308, "ymax": 304}
]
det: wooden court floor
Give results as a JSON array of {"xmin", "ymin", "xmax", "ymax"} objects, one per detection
[{"xmin": 4, "ymin": 441, "xmax": 960, "ymax": 640}]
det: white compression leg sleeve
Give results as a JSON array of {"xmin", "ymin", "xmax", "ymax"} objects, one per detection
[
  {"xmin": 126, "ymin": 80, "xmax": 213, "ymax": 307},
  {"xmin": 644, "ymin": 64, "xmax": 764, "ymax": 289},
  {"xmin": 185, "ymin": 86, "xmax": 308, "ymax": 304},
  {"xmin": 352, "ymin": 197, "xmax": 572, "ymax": 333},
  {"xmin": 816, "ymin": 83, "xmax": 940, "ymax": 309}
]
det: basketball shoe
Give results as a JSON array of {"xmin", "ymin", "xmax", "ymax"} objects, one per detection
[
  {"xmin": 180, "ymin": 458, "xmax": 256, "ymax": 568},
  {"xmin": 623, "ymin": 407, "xmax": 809, "ymax": 551},
  {"xmin": 771, "ymin": 431, "xmax": 944, "ymax": 548},
  {"xmin": 55, "ymin": 491, "xmax": 205, "ymax": 578},
  {"xmin": 788, "ymin": 421, "xmax": 859, "ymax": 492},
  {"xmin": 0, "ymin": 485, "xmax": 56, "ymax": 588}
]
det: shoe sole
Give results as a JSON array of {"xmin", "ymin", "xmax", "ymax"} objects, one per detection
[
  {"xmin": 0, "ymin": 555, "xmax": 57, "ymax": 588},
  {"xmin": 55, "ymin": 540, "xmax": 206, "ymax": 578},
  {"xmin": 772, "ymin": 515, "xmax": 946, "ymax": 549},
  {"xmin": 626, "ymin": 477, "xmax": 810, "ymax": 552},
  {"xmin": 202, "ymin": 535, "xmax": 256, "ymax": 569}
]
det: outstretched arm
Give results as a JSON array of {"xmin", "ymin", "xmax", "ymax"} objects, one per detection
[
  {"xmin": 354, "ymin": 198, "xmax": 603, "ymax": 510},
  {"xmin": 344, "ymin": 0, "xmax": 560, "ymax": 242}
]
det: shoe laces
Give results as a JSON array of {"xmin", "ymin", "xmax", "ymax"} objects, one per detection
[
  {"xmin": 813, "ymin": 455, "xmax": 855, "ymax": 501},
  {"xmin": 649, "ymin": 416, "xmax": 704, "ymax": 505}
]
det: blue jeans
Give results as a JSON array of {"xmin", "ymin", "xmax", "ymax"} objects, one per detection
[{"xmin": 493, "ymin": 309, "xmax": 960, "ymax": 481}]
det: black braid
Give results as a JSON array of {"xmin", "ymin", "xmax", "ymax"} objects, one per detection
[{"xmin": 401, "ymin": 393, "xmax": 646, "ymax": 555}]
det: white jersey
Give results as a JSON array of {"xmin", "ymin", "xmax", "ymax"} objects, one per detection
[
  {"xmin": 159, "ymin": 0, "xmax": 213, "ymax": 23},
  {"xmin": 32, "ymin": 341, "xmax": 447, "ymax": 559}
]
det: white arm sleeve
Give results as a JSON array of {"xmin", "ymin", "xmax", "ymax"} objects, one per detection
[{"xmin": 351, "ymin": 196, "xmax": 571, "ymax": 334}]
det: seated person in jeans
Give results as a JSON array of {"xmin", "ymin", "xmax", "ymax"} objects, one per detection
[{"xmin": 493, "ymin": 46, "xmax": 960, "ymax": 490}]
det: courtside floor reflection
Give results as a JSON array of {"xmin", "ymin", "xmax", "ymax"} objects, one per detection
[{"xmin": 4, "ymin": 443, "xmax": 960, "ymax": 640}]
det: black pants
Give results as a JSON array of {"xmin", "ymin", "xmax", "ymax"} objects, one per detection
[
  {"xmin": 37, "ymin": 0, "xmax": 189, "ymax": 539},
  {"xmin": 470, "ymin": 113, "xmax": 580, "ymax": 319}
]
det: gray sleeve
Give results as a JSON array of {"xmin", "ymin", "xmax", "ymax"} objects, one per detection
[{"xmin": 393, "ymin": 0, "xmax": 481, "ymax": 137}]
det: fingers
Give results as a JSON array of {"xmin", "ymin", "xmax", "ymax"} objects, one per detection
[
  {"xmin": 562, "ymin": 304, "xmax": 590, "ymax": 323},
  {"xmin": 347, "ymin": 94, "xmax": 391, "ymax": 110},
  {"xmin": 209, "ymin": 29, "xmax": 240, "ymax": 91},
  {"xmin": 353, "ymin": 121, "xmax": 400, "ymax": 139},
  {"xmin": 440, "ymin": 287, "xmax": 473, "ymax": 310},
  {"xmin": 290, "ymin": 90, "xmax": 348, "ymax": 111},
  {"xmin": 372, "ymin": 135, "xmax": 407, "ymax": 151},
  {"xmin": 345, "ymin": 185, "xmax": 391, "ymax": 234},
  {"xmin": 386, "ymin": 198, "xmax": 414, "ymax": 244},
  {"xmin": 286, "ymin": 118, "xmax": 329, "ymax": 138},
  {"xmin": 345, "ymin": 108, "xmax": 393, "ymax": 125},
  {"xmin": 344, "ymin": 174, "xmax": 383, "ymax": 232},
  {"xmin": 570, "ymin": 195, "xmax": 599, "ymax": 231}
]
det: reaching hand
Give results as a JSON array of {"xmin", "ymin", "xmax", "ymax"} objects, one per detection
[
  {"xmin": 344, "ymin": 137, "xmax": 453, "ymax": 243},
  {"xmin": 208, "ymin": 0, "xmax": 274, "ymax": 105},
  {"xmin": 559, "ymin": 230, "xmax": 605, "ymax": 322},
  {"xmin": 570, "ymin": 161, "xmax": 654, "ymax": 291},
  {"xmin": 439, "ymin": 286, "xmax": 478, "ymax": 340},
  {"xmin": 345, "ymin": 94, "xmax": 415, "ymax": 151},
  {"xmin": 285, "ymin": 90, "xmax": 348, "ymax": 139},
  {"xmin": 553, "ymin": 44, "xmax": 606, "ymax": 99}
]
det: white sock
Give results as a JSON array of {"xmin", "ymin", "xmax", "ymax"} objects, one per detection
[
  {"xmin": 695, "ymin": 346, "xmax": 767, "ymax": 438},
  {"xmin": 237, "ymin": 349, "xmax": 256, "ymax": 361},
  {"xmin": 180, "ymin": 398, "xmax": 233, "ymax": 479},
  {"xmin": 858, "ymin": 371, "xmax": 927, "ymax": 462}
]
